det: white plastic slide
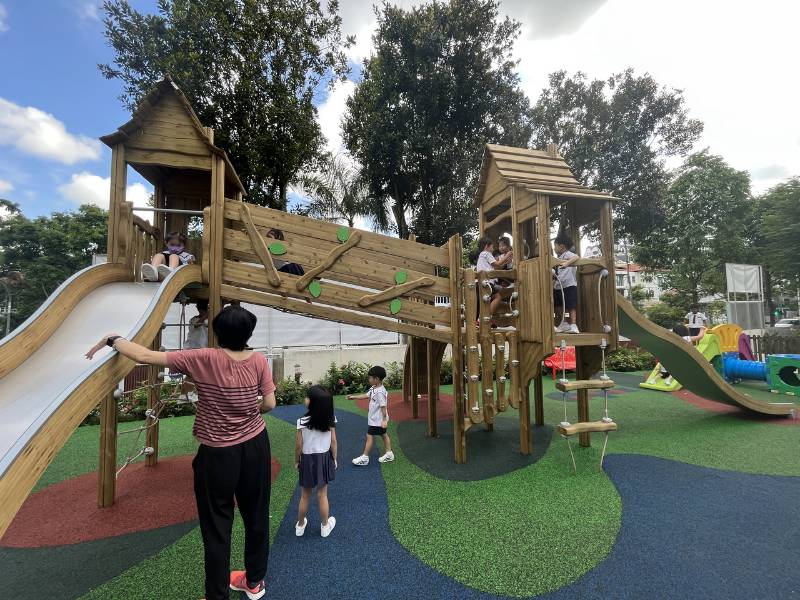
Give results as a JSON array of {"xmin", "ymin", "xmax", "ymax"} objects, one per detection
[{"xmin": 0, "ymin": 263, "xmax": 201, "ymax": 537}]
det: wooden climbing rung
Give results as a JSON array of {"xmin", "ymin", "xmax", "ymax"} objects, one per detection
[
  {"xmin": 555, "ymin": 379, "xmax": 615, "ymax": 392},
  {"xmin": 557, "ymin": 421, "xmax": 618, "ymax": 437}
]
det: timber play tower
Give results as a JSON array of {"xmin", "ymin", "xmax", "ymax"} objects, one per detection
[{"xmin": 0, "ymin": 78, "xmax": 793, "ymax": 538}]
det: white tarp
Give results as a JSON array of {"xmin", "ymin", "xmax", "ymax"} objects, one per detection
[
  {"xmin": 161, "ymin": 302, "xmax": 400, "ymax": 350},
  {"xmin": 725, "ymin": 263, "xmax": 763, "ymax": 329}
]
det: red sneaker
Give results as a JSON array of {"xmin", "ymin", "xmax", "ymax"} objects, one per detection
[{"xmin": 229, "ymin": 571, "xmax": 266, "ymax": 600}]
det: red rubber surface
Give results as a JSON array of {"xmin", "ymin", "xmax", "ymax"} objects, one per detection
[
  {"xmin": 674, "ymin": 390, "xmax": 798, "ymax": 425},
  {"xmin": 354, "ymin": 391, "xmax": 454, "ymax": 422},
  {"xmin": 1, "ymin": 455, "xmax": 280, "ymax": 548}
]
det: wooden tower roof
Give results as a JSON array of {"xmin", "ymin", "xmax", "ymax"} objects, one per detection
[
  {"xmin": 473, "ymin": 143, "xmax": 614, "ymax": 207},
  {"xmin": 100, "ymin": 76, "xmax": 245, "ymax": 195}
]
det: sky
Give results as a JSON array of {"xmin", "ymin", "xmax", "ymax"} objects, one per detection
[{"xmin": 0, "ymin": 0, "xmax": 798, "ymax": 221}]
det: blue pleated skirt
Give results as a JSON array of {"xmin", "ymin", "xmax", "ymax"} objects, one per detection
[{"xmin": 299, "ymin": 450, "xmax": 336, "ymax": 488}]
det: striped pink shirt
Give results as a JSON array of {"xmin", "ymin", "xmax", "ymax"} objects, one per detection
[{"xmin": 166, "ymin": 348, "xmax": 275, "ymax": 447}]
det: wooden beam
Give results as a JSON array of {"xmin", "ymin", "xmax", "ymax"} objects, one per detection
[
  {"xmin": 208, "ymin": 157, "xmax": 225, "ymax": 347},
  {"xmin": 239, "ymin": 203, "xmax": 281, "ymax": 287},
  {"xmin": 220, "ymin": 284, "xmax": 452, "ymax": 344},
  {"xmin": 97, "ymin": 390, "xmax": 118, "ymax": 508},
  {"xmin": 463, "ymin": 269, "xmax": 482, "ymax": 425},
  {"xmin": 556, "ymin": 378, "xmax": 615, "ymax": 392},
  {"xmin": 126, "ymin": 147, "xmax": 212, "ymax": 171},
  {"xmin": 426, "ymin": 339, "xmax": 437, "ymax": 437},
  {"xmin": 410, "ymin": 337, "xmax": 419, "ymax": 419},
  {"xmin": 448, "ymin": 236, "xmax": 467, "ymax": 463},
  {"xmin": 146, "ymin": 332, "xmax": 162, "ymax": 467},
  {"xmin": 494, "ymin": 333, "xmax": 508, "ymax": 411},
  {"xmin": 533, "ymin": 369, "xmax": 544, "ymax": 426},
  {"xmin": 357, "ymin": 277, "xmax": 435, "ymax": 307},
  {"xmin": 507, "ymin": 331, "xmax": 520, "ymax": 409},
  {"xmin": 296, "ymin": 232, "xmax": 361, "ymax": 291}
]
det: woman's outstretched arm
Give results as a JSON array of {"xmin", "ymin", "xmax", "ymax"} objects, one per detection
[{"xmin": 86, "ymin": 334, "xmax": 168, "ymax": 366}]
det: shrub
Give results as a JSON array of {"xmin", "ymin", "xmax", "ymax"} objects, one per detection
[
  {"xmin": 384, "ymin": 361, "xmax": 404, "ymax": 390},
  {"xmin": 606, "ymin": 347, "xmax": 656, "ymax": 372},
  {"xmin": 275, "ymin": 378, "xmax": 310, "ymax": 406},
  {"xmin": 439, "ymin": 357, "xmax": 453, "ymax": 384},
  {"xmin": 319, "ymin": 361, "xmax": 371, "ymax": 395},
  {"xmin": 646, "ymin": 302, "xmax": 685, "ymax": 329},
  {"xmin": 82, "ymin": 379, "xmax": 195, "ymax": 426}
]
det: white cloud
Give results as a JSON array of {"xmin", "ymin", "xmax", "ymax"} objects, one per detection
[
  {"xmin": 59, "ymin": 172, "xmax": 151, "ymax": 215},
  {"xmin": 750, "ymin": 164, "xmax": 790, "ymax": 181},
  {"xmin": 0, "ymin": 98, "xmax": 101, "ymax": 164},
  {"xmin": 317, "ymin": 79, "xmax": 356, "ymax": 154},
  {"xmin": 0, "ymin": 179, "xmax": 12, "ymax": 194},
  {"xmin": 76, "ymin": 1, "xmax": 101, "ymax": 21},
  {"xmin": 0, "ymin": 3, "xmax": 8, "ymax": 33}
]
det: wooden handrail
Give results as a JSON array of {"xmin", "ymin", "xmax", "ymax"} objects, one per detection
[
  {"xmin": 132, "ymin": 214, "xmax": 158, "ymax": 237},
  {"xmin": 550, "ymin": 257, "xmax": 608, "ymax": 269}
]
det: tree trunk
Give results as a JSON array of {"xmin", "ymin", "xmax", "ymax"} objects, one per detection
[
  {"xmin": 764, "ymin": 268, "xmax": 775, "ymax": 326},
  {"xmin": 392, "ymin": 201, "xmax": 407, "ymax": 240},
  {"xmin": 279, "ymin": 180, "xmax": 288, "ymax": 211}
]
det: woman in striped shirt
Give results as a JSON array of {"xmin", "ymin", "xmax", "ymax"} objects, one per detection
[{"xmin": 87, "ymin": 305, "xmax": 276, "ymax": 600}]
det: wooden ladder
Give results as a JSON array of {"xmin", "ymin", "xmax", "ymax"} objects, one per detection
[{"xmin": 556, "ymin": 378, "xmax": 618, "ymax": 473}]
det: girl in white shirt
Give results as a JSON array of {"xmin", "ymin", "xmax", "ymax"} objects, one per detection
[{"xmin": 295, "ymin": 385, "xmax": 338, "ymax": 538}]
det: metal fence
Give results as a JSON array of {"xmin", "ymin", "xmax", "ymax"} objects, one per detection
[{"xmin": 747, "ymin": 334, "xmax": 800, "ymax": 362}]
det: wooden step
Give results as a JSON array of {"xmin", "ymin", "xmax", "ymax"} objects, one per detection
[
  {"xmin": 556, "ymin": 379, "xmax": 615, "ymax": 392},
  {"xmin": 554, "ymin": 333, "xmax": 609, "ymax": 347},
  {"xmin": 557, "ymin": 420, "xmax": 618, "ymax": 436}
]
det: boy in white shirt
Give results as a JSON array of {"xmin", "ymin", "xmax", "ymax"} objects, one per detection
[
  {"xmin": 553, "ymin": 234, "xmax": 580, "ymax": 333},
  {"xmin": 684, "ymin": 304, "xmax": 708, "ymax": 336},
  {"xmin": 348, "ymin": 366, "xmax": 394, "ymax": 465}
]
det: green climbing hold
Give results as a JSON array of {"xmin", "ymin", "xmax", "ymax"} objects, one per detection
[
  {"xmin": 267, "ymin": 242, "xmax": 287, "ymax": 255},
  {"xmin": 309, "ymin": 280, "xmax": 322, "ymax": 298},
  {"xmin": 395, "ymin": 270, "xmax": 408, "ymax": 284},
  {"xmin": 336, "ymin": 227, "xmax": 350, "ymax": 243},
  {"xmin": 390, "ymin": 298, "xmax": 402, "ymax": 315}
]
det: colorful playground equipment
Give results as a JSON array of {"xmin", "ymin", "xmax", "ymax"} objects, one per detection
[
  {"xmin": 0, "ymin": 77, "xmax": 794, "ymax": 538},
  {"xmin": 638, "ymin": 321, "xmax": 800, "ymax": 397}
]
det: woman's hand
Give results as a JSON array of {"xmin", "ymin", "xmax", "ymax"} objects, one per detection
[
  {"xmin": 334, "ymin": 460, "xmax": 338, "ymax": 470},
  {"xmin": 295, "ymin": 462, "xmax": 300, "ymax": 470},
  {"xmin": 85, "ymin": 333, "xmax": 118, "ymax": 360}
]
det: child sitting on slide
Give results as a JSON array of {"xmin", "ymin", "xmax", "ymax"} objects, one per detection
[
  {"xmin": 659, "ymin": 323, "xmax": 706, "ymax": 386},
  {"xmin": 141, "ymin": 231, "xmax": 194, "ymax": 282}
]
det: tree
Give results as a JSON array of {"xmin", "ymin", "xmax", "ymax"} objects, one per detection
[
  {"xmin": 99, "ymin": 0, "xmax": 350, "ymax": 208},
  {"xmin": 295, "ymin": 154, "xmax": 373, "ymax": 228},
  {"xmin": 0, "ymin": 205, "xmax": 107, "ymax": 334},
  {"xmin": 531, "ymin": 70, "xmax": 703, "ymax": 243},
  {"xmin": 756, "ymin": 178, "xmax": 800, "ymax": 284},
  {"xmin": 633, "ymin": 151, "xmax": 755, "ymax": 304},
  {"xmin": 342, "ymin": 0, "xmax": 532, "ymax": 245}
]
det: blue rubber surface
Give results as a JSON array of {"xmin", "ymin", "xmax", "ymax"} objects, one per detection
[{"xmin": 266, "ymin": 405, "xmax": 800, "ymax": 599}]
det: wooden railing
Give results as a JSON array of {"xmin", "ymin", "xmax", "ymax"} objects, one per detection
[
  {"xmin": 114, "ymin": 201, "xmax": 161, "ymax": 279},
  {"xmin": 748, "ymin": 334, "xmax": 800, "ymax": 361}
]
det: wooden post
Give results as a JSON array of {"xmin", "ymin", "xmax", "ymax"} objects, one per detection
[
  {"xmin": 410, "ymin": 337, "xmax": 419, "ymax": 419},
  {"xmin": 519, "ymin": 383, "xmax": 531, "ymax": 455},
  {"xmin": 576, "ymin": 360, "xmax": 591, "ymax": 447},
  {"xmin": 477, "ymin": 273, "xmax": 495, "ymax": 430},
  {"xmin": 533, "ymin": 369, "xmax": 544, "ymax": 426},
  {"xmin": 448, "ymin": 235, "xmax": 466, "ymax": 463},
  {"xmin": 426, "ymin": 339, "xmax": 437, "ymax": 437},
  {"xmin": 145, "ymin": 331, "xmax": 161, "ymax": 466},
  {"xmin": 464, "ymin": 269, "xmax": 481, "ymax": 425},
  {"xmin": 208, "ymin": 157, "xmax": 225, "ymax": 347},
  {"xmin": 98, "ymin": 389, "xmax": 118, "ymax": 508},
  {"xmin": 107, "ymin": 144, "xmax": 126, "ymax": 263}
]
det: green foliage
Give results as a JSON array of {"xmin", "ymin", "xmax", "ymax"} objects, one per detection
[
  {"xmin": 99, "ymin": 0, "xmax": 350, "ymax": 207},
  {"xmin": 645, "ymin": 301, "xmax": 686, "ymax": 329},
  {"xmin": 296, "ymin": 155, "xmax": 372, "ymax": 228},
  {"xmin": 531, "ymin": 69, "xmax": 703, "ymax": 243},
  {"xmin": 605, "ymin": 347, "xmax": 656, "ymax": 372},
  {"xmin": 756, "ymin": 178, "xmax": 800, "ymax": 284},
  {"xmin": 320, "ymin": 361, "xmax": 371, "ymax": 395},
  {"xmin": 0, "ymin": 204, "xmax": 108, "ymax": 333},
  {"xmin": 343, "ymin": 0, "xmax": 532, "ymax": 243},
  {"xmin": 275, "ymin": 378, "xmax": 310, "ymax": 406},
  {"xmin": 82, "ymin": 381, "xmax": 194, "ymax": 426},
  {"xmin": 384, "ymin": 360, "xmax": 404, "ymax": 389},
  {"xmin": 634, "ymin": 151, "xmax": 756, "ymax": 303},
  {"xmin": 629, "ymin": 284, "xmax": 648, "ymax": 312},
  {"xmin": 439, "ymin": 357, "xmax": 453, "ymax": 385}
]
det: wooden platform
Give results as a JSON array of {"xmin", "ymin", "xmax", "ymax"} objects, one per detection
[
  {"xmin": 554, "ymin": 332, "xmax": 610, "ymax": 347},
  {"xmin": 555, "ymin": 379, "xmax": 615, "ymax": 393},
  {"xmin": 557, "ymin": 420, "xmax": 618, "ymax": 436}
]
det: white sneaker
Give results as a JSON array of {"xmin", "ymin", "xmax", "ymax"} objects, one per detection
[
  {"xmin": 295, "ymin": 517, "xmax": 307, "ymax": 537},
  {"xmin": 567, "ymin": 323, "xmax": 580, "ymax": 334},
  {"xmin": 157, "ymin": 265, "xmax": 174, "ymax": 280},
  {"xmin": 555, "ymin": 321, "xmax": 572, "ymax": 333},
  {"xmin": 141, "ymin": 263, "xmax": 159, "ymax": 282},
  {"xmin": 378, "ymin": 451, "xmax": 395, "ymax": 463},
  {"xmin": 321, "ymin": 516, "xmax": 336, "ymax": 537},
  {"xmin": 352, "ymin": 455, "xmax": 369, "ymax": 466}
]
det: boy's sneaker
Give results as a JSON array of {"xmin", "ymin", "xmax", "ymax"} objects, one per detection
[
  {"xmin": 157, "ymin": 264, "xmax": 174, "ymax": 280},
  {"xmin": 555, "ymin": 321, "xmax": 572, "ymax": 333},
  {"xmin": 567, "ymin": 323, "xmax": 580, "ymax": 334},
  {"xmin": 378, "ymin": 451, "xmax": 395, "ymax": 463},
  {"xmin": 352, "ymin": 455, "xmax": 369, "ymax": 466},
  {"xmin": 321, "ymin": 516, "xmax": 336, "ymax": 538},
  {"xmin": 295, "ymin": 517, "xmax": 307, "ymax": 537},
  {"xmin": 229, "ymin": 571, "xmax": 265, "ymax": 600},
  {"xmin": 141, "ymin": 263, "xmax": 159, "ymax": 282}
]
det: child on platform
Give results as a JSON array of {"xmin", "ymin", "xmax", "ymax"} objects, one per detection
[
  {"xmin": 184, "ymin": 300, "xmax": 209, "ymax": 350},
  {"xmin": 553, "ymin": 234, "xmax": 580, "ymax": 334},
  {"xmin": 141, "ymin": 231, "xmax": 195, "ymax": 282},
  {"xmin": 295, "ymin": 385, "xmax": 338, "ymax": 538},
  {"xmin": 348, "ymin": 366, "xmax": 394, "ymax": 465},
  {"xmin": 475, "ymin": 237, "xmax": 512, "ymax": 317}
]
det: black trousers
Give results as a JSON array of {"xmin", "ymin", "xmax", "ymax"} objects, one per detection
[{"xmin": 193, "ymin": 428, "xmax": 271, "ymax": 600}]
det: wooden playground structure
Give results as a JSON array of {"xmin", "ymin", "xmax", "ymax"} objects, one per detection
[{"xmin": 16, "ymin": 76, "xmax": 620, "ymax": 516}]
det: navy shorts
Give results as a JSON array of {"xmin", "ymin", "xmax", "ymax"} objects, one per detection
[
  {"xmin": 553, "ymin": 285, "xmax": 577, "ymax": 310},
  {"xmin": 367, "ymin": 426, "xmax": 387, "ymax": 436}
]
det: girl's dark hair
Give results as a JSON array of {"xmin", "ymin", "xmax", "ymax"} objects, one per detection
[
  {"xmin": 672, "ymin": 324, "xmax": 690, "ymax": 337},
  {"xmin": 304, "ymin": 385, "xmax": 335, "ymax": 432},
  {"xmin": 554, "ymin": 234, "xmax": 573, "ymax": 248},
  {"xmin": 498, "ymin": 236, "xmax": 511, "ymax": 248},
  {"xmin": 368, "ymin": 365, "xmax": 387, "ymax": 381},
  {"xmin": 165, "ymin": 231, "xmax": 187, "ymax": 244},
  {"xmin": 195, "ymin": 299, "xmax": 209, "ymax": 312},
  {"xmin": 212, "ymin": 305, "xmax": 257, "ymax": 350},
  {"xmin": 477, "ymin": 236, "xmax": 493, "ymax": 251},
  {"xmin": 267, "ymin": 228, "xmax": 285, "ymax": 240}
]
